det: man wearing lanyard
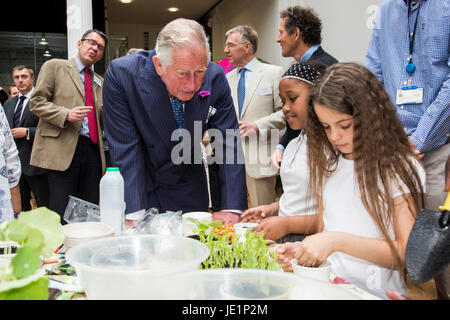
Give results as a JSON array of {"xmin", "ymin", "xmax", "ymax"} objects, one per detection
[{"xmin": 366, "ymin": 0, "xmax": 450, "ymax": 299}]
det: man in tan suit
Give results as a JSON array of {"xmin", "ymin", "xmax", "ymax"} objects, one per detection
[
  {"xmin": 224, "ymin": 25, "xmax": 285, "ymax": 207},
  {"xmin": 30, "ymin": 29, "xmax": 107, "ymax": 222}
]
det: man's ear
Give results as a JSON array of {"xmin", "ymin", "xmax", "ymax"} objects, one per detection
[
  {"xmin": 153, "ymin": 56, "xmax": 163, "ymax": 76},
  {"xmin": 294, "ymin": 27, "xmax": 302, "ymax": 41}
]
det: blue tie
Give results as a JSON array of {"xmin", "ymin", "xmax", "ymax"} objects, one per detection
[
  {"xmin": 14, "ymin": 96, "xmax": 26, "ymax": 128},
  {"xmin": 237, "ymin": 67, "xmax": 247, "ymax": 117},
  {"xmin": 171, "ymin": 97, "xmax": 184, "ymax": 140}
]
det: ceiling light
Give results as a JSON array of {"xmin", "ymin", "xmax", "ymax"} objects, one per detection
[
  {"xmin": 168, "ymin": 7, "xmax": 179, "ymax": 12},
  {"xmin": 120, "ymin": 0, "xmax": 133, "ymax": 3},
  {"xmin": 43, "ymin": 50, "xmax": 52, "ymax": 58},
  {"xmin": 39, "ymin": 33, "xmax": 48, "ymax": 45}
]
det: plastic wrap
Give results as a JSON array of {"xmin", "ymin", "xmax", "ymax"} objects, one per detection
[{"xmin": 125, "ymin": 208, "xmax": 183, "ymax": 236}]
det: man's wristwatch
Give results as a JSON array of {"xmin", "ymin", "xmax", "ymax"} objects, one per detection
[{"xmin": 26, "ymin": 128, "xmax": 30, "ymax": 140}]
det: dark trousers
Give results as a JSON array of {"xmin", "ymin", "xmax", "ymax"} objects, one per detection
[
  {"xmin": 19, "ymin": 173, "xmax": 50, "ymax": 211},
  {"xmin": 47, "ymin": 135, "xmax": 102, "ymax": 224}
]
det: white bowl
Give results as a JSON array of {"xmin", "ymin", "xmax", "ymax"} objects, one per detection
[
  {"xmin": 65, "ymin": 235, "xmax": 210, "ymax": 299},
  {"xmin": 63, "ymin": 222, "xmax": 114, "ymax": 249},
  {"xmin": 291, "ymin": 259, "xmax": 332, "ymax": 283}
]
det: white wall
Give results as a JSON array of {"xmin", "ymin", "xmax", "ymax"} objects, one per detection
[
  {"xmin": 297, "ymin": 0, "xmax": 384, "ymax": 64},
  {"xmin": 107, "ymin": 0, "xmax": 384, "ymax": 69},
  {"xmin": 211, "ymin": 0, "xmax": 383, "ymax": 70},
  {"xmin": 210, "ymin": 0, "xmax": 280, "ymax": 64}
]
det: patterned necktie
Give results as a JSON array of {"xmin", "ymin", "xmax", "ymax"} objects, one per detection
[
  {"xmin": 237, "ymin": 67, "xmax": 247, "ymax": 117},
  {"xmin": 13, "ymin": 96, "xmax": 26, "ymax": 128},
  {"xmin": 84, "ymin": 67, "xmax": 98, "ymax": 144},
  {"xmin": 171, "ymin": 97, "xmax": 184, "ymax": 140}
]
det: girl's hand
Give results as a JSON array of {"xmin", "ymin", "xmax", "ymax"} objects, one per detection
[
  {"xmin": 273, "ymin": 242, "xmax": 300, "ymax": 271},
  {"xmin": 295, "ymin": 232, "xmax": 339, "ymax": 267},
  {"xmin": 252, "ymin": 216, "xmax": 290, "ymax": 240}
]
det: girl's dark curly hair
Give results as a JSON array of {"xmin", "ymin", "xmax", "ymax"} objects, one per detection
[
  {"xmin": 306, "ymin": 62, "xmax": 424, "ymax": 276},
  {"xmin": 280, "ymin": 6, "xmax": 322, "ymax": 46}
]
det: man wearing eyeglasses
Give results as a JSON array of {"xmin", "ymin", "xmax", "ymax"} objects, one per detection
[
  {"xmin": 224, "ymin": 25, "xmax": 285, "ymax": 208},
  {"xmin": 29, "ymin": 29, "xmax": 107, "ymax": 223}
]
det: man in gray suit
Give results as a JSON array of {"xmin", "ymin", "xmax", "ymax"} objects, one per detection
[
  {"xmin": 3, "ymin": 65, "xmax": 49, "ymax": 211},
  {"xmin": 224, "ymin": 25, "xmax": 285, "ymax": 207}
]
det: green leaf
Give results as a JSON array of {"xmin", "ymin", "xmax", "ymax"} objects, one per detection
[
  {"xmin": 11, "ymin": 247, "xmax": 42, "ymax": 279},
  {"xmin": 4, "ymin": 219, "xmax": 27, "ymax": 243},
  {"xmin": 186, "ymin": 217, "xmax": 200, "ymax": 225},
  {"xmin": 18, "ymin": 208, "xmax": 64, "ymax": 258},
  {"xmin": 210, "ymin": 221, "xmax": 223, "ymax": 227},
  {"xmin": 23, "ymin": 227, "xmax": 44, "ymax": 250},
  {"xmin": 0, "ymin": 277, "xmax": 49, "ymax": 300}
]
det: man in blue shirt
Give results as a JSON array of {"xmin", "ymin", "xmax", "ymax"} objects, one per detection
[
  {"xmin": 271, "ymin": 6, "xmax": 338, "ymax": 171},
  {"xmin": 366, "ymin": 0, "xmax": 450, "ymax": 300}
]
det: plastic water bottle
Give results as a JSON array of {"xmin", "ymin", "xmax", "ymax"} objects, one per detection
[{"xmin": 100, "ymin": 167, "xmax": 125, "ymax": 235}]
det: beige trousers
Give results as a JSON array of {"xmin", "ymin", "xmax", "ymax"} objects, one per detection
[
  {"xmin": 421, "ymin": 142, "xmax": 450, "ymax": 300},
  {"xmin": 245, "ymin": 173, "xmax": 277, "ymax": 208}
]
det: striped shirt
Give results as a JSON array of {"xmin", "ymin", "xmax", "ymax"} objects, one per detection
[
  {"xmin": 0, "ymin": 106, "xmax": 21, "ymax": 223},
  {"xmin": 365, "ymin": 0, "xmax": 450, "ymax": 153}
]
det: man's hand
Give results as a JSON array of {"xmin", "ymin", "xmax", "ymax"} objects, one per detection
[
  {"xmin": 241, "ymin": 204, "xmax": 277, "ymax": 223},
  {"xmin": 212, "ymin": 211, "xmax": 241, "ymax": 225},
  {"xmin": 270, "ymin": 148, "xmax": 284, "ymax": 173},
  {"xmin": 67, "ymin": 106, "xmax": 94, "ymax": 123},
  {"xmin": 238, "ymin": 121, "xmax": 258, "ymax": 137},
  {"xmin": 408, "ymin": 139, "xmax": 424, "ymax": 160},
  {"xmin": 445, "ymin": 154, "xmax": 450, "ymax": 192},
  {"xmin": 11, "ymin": 127, "xmax": 27, "ymax": 139}
]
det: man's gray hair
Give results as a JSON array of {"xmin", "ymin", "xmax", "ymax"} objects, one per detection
[
  {"xmin": 225, "ymin": 25, "xmax": 258, "ymax": 54},
  {"xmin": 12, "ymin": 65, "xmax": 34, "ymax": 77},
  {"xmin": 155, "ymin": 18, "xmax": 211, "ymax": 70}
]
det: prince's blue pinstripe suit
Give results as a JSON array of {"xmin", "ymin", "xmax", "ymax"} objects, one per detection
[{"xmin": 102, "ymin": 50, "xmax": 247, "ymax": 214}]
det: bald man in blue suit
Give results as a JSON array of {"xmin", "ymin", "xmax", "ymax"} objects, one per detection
[{"xmin": 103, "ymin": 18, "xmax": 247, "ymax": 224}]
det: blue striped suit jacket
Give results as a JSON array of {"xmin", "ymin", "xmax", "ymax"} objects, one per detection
[{"xmin": 102, "ymin": 50, "xmax": 248, "ymax": 214}]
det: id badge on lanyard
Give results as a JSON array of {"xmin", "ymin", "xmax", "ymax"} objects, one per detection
[
  {"xmin": 396, "ymin": 86, "xmax": 423, "ymax": 105},
  {"xmin": 396, "ymin": 0, "xmax": 424, "ymax": 106}
]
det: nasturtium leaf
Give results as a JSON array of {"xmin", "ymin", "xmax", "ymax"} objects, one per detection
[
  {"xmin": 4, "ymin": 219, "xmax": 27, "ymax": 243},
  {"xmin": 18, "ymin": 208, "xmax": 64, "ymax": 258},
  {"xmin": 0, "ymin": 277, "xmax": 49, "ymax": 300},
  {"xmin": 23, "ymin": 226, "xmax": 44, "ymax": 250},
  {"xmin": 11, "ymin": 247, "xmax": 42, "ymax": 279}
]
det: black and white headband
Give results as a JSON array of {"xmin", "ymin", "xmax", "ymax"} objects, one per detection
[{"xmin": 281, "ymin": 62, "xmax": 323, "ymax": 85}]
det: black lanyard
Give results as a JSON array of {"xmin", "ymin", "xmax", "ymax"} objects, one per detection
[{"xmin": 406, "ymin": 0, "xmax": 422, "ymax": 77}]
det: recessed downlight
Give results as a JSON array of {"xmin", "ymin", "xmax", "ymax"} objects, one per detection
[{"xmin": 168, "ymin": 7, "xmax": 179, "ymax": 12}]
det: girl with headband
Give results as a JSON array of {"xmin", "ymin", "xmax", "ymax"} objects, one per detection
[{"xmin": 241, "ymin": 61, "xmax": 326, "ymax": 243}]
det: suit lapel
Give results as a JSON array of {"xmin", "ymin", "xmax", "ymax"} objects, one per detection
[
  {"xmin": 228, "ymin": 69, "xmax": 239, "ymax": 118},
  {"xmin": 241, "ymin": 61, "xmax": 263, "ymax": 118},
  {"xmin": 17, "ymin": 100, "xmax": 30, "ymax": 127},
  {"xmin": 138, "ymin": 55, "xmax": 179, "ymax": 152},
  {"xmin": 66, "ymin": 58, "xmax": 84, "ymax": 100},
  {"xmin": 5, "ymin": 96, "xmax": 17, "ymax": 127}
]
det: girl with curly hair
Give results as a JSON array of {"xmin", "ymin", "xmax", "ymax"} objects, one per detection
[{"xmin": 275, "ymin": 62, "xmax": 425, "ymax": 299}]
